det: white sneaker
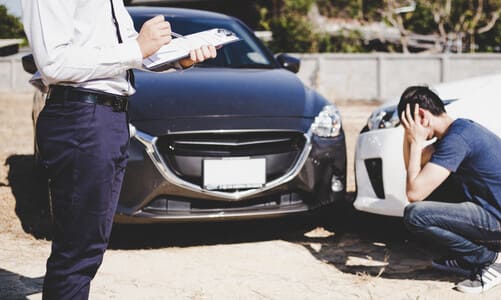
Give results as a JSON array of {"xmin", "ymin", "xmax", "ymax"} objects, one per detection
[{"xmin": 456, "ymin": 263, "xmax": 501, "ymax": 294}]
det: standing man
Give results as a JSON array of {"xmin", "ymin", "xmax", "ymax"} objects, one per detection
[
  {"xmin": 21, "ymin": 1, "xmax": 216, "ymax": 299},
  {"xmin": 398, "ymin": 86, "xmax": 501, "ymax": 293}
]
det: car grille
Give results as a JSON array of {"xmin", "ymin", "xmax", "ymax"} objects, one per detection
[{"xmin": 156, "ymin": 131, "xmax": 306, "ymax": 189}]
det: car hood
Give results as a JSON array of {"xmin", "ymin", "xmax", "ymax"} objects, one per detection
[
  {"xmin": 128, "ymin": 68, "xmax": 324, "ymax": 121},
  {"xmin": 381, "ymin": 73, "xmax": 501, "ymax": 108},
  {"xmin": 372, "ymin": 73, "xmax": 501, "ymax": 136}
]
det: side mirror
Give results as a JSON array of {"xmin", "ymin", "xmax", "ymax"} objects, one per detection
[
  {"xmin": 22, "ymin": 54, "xmax": 37, "ymax": 74},
  {"xmin": 276, "ymin": 53, "xmax": 300, "ymax": 74}
]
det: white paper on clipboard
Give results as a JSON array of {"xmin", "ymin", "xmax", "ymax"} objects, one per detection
[{"xmin": 142, "ymin": 28, "xmax": 240, "ymax": 71}]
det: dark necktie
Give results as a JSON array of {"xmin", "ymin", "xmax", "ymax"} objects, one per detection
[{"xmin": 110, "ymin": 0, "xmax": 135, "ymax": 88}]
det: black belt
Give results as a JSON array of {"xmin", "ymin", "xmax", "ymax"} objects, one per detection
[{"xmin": 46, "ymin": 85, "xmax": 128, "ymax": 112}]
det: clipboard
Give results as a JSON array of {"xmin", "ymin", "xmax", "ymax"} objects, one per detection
[{"xmin": 142, "ymin": 28, "xmax": 240, "ymax": 71}]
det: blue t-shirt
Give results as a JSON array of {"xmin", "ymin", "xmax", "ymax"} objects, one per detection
[{"xmin": 430, "ymin": 118, "xmax": 501, "ymax": 220}]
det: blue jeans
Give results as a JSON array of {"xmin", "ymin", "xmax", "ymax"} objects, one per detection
[
  {"xmin": 404, "ymin": 201, "xmax": 501, "ymax": 268},
  {"xmin": 37, "ymin": 100, "xmax": 129, "ymax": 300}
]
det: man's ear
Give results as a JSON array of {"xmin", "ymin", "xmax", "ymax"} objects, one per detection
[{"xmin": 419, "ymin": 108, "xmax": 431, "ymax": 127}]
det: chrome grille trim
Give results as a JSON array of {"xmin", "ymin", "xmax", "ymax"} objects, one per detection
[
  {"xmin": 173, "ymin": 137, "xmax": 293, "ymax": 147},
  {"xmin": 132, "ymin": 128, "xmax": 312, "ymax": 201}
]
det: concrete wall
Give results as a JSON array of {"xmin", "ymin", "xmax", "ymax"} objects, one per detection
[
  {"xmin": 0, "ymin": 55, "xmax": 34, "ymax": 93},
  {"xmin": 296, "ymin": 53, "xmax": 501, "ymax": 102},
  {"xmin": 3, "ymin": 53, "xmax": 501, "ymax": 102}
]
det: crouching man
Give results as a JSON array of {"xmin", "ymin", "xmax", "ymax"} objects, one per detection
[{"xmin": 398, "ymin": 86, "xmax": 501, "ymax": 293}]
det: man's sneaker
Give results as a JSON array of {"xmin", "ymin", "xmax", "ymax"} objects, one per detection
[
  {"xmin": 456, "ymin": 263, "xmax": 501, "ymax": 294},
  {"xmin": 432, "ymin": 257, "xmax": 471, "ymax": 276}
]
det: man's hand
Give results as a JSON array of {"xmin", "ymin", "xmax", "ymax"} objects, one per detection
[
  {"xmin": 401, "ymin": 103, "xmax": 429, "ymax": 146},
  {"xmin": 179, "ymin": 45, "xmax": 217, "ymax": 68},
  {"xmin": 400, "ymin": 103, "xmax": 449, "ymax": 202},
  {"xmin": 137, "ymin": 15, "xmax": 172, "ymax": 59},
  {"xmin": 136, "ymin": 16, "xmax": 217, "ymax": 68}
]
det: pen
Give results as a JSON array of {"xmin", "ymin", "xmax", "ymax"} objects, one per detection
[{"xmin": 171, "ymin": 31, "xmax": 185, "ymax": 39}]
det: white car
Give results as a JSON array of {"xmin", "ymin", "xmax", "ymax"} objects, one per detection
[{"xmin": 354, "ymin": 74, "xmax": 501, "ymax": 217}]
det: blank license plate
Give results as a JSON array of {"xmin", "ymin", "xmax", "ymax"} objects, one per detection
[{"xmin": 203, "ymin": 158, "xmax": 266, "ymax": 190}]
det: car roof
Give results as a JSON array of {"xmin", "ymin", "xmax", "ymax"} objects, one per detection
[{"xmin": 127, "ymin": 6, "xmax": 234, "ymax": 21}]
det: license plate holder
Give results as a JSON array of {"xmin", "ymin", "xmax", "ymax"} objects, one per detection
[{"xmin": 203, "ymin": 158, "xmax": 266, "ymax": 190}]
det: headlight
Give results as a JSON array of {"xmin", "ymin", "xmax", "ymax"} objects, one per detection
[
  {"xmin": 311, "ymin": 105, "xmax": 342, "ymax": 137},
  {"xmin": 367, "ymin": 105, "xmax": 400, "ymax": 130}
]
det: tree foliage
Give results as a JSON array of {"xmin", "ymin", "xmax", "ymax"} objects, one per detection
[
  {"xmin": 259, "ymin": 0, "xmax": 317, "ymax": 52},
  {"xmin": 257, "ymin": 0, "xmax": 501, "ymax": 53},
  {"xmin": 316, "ymin": 0, "xmax": 383, "ymax": 20},
  {"xmin": 381, "ymin": 0, "xmax": 501, "ymax": 52},
  {"xmin": 0, "ymin": 5, "xmax": 24, "ymax": 39},
  {"xmin": 259, "ymin": 0, "xmax": 368, "ymax": 53},
  {"xmin": 424, "ymin": 0, "xmax": 501, "ymax": 52}
]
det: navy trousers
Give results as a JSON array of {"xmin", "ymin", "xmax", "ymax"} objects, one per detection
[
  {"xmin": 36, "ymin": 100, "xmax": 129, "ymax": 299},
  {"xmin": 404, "ymin": 201, "xmax": 501, "ymax": 268}
]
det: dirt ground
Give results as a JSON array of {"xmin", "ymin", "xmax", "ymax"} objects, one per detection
[{"xmin": 0, "ymin": 92, "xmax": 497, "ymax": 299}]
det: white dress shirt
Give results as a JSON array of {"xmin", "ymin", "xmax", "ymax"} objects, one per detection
[{"xmin": 22, "ymin": 0, "xmax": 143, "ymax": 96}]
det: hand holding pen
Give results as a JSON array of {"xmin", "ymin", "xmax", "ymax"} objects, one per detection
[{"xmin": 137, "ymin": 15, "xmax": 216, "ymax": 65}]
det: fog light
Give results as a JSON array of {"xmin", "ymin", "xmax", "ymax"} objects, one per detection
[
  {"xmin": 331, "ymin": 175, "xmax": 344, "ymax": 192},
  {"xmin": 144, "ymin": 198, "xmax": 191, "ymax": 213}
]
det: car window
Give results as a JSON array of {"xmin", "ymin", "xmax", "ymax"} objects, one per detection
[{"xmin": 132, "ymin": 16, "xmax": 276, "ymax": 69}]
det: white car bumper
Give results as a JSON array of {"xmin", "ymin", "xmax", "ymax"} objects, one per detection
[{"xmin": 353, "ymin": 127, "xmax": 408, "ymax": 217}]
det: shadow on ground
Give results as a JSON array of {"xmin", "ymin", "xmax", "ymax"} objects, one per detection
[
  {"xmin": 7, "ymin": 154, "xmax": 459, "ymax": 283},
  {"xmin": 6, "ymin": 154, "xmax": 52, "ymax": 240},
  {"xmin": 109, "ymin": 194, "xmax": 459, "ymax": 282},
  {"xmin": 298, "ymin": 201, "xmax": 462, "ymax": 283},
  {"xmin": 0, "ymin": 268, "xmax": 43, "ymax": 299}
]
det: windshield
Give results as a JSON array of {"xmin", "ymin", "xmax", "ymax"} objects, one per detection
[{"xmin": 132, "ymin": 16, "xmax": 276, "ymax": 69}]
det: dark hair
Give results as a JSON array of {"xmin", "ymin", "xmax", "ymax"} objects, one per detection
[{"xmin": 397, "ymin": 86, "xmax": 446, "ymax": 121}]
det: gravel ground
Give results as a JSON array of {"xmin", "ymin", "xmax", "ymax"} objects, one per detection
[{"xmin": 0, "ymin": 92, "xmax": 498, "ymax": 299}]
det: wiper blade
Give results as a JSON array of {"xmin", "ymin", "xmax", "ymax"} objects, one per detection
[
  {"xmin": 195, "ymin": 64, "xmax": 220, "ymax": 68},
  {"xmin": 194, "ymin": 63, "xmax": 275, "ymax": 69},
  {"xmin": 231, "ymin": 63, "xmax": 274, "ymax": 69}
]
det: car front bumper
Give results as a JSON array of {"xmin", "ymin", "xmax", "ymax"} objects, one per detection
[
  {"xmin": 114, "ymin": 127, "xmax": 347, "ymax": 223},
  {"xmin": 353, "ymin": 127, "xmax": 408, "ymax": 217}
]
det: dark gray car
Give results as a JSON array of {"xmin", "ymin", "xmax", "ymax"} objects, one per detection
[{"xmin": 27, "ymin": 7, "xmax": 347, "ymax": 223}]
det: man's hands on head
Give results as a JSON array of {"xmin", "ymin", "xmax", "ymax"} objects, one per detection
[
  {"xmin": 137, "ymin": 15, "xmax": 217, "ymax": 68},
  {"xmin": 401, "ymin": 103, "xmax": 429, "ymax": 146},
  {"xmin": 400, "ymin": 103, "xmax": 450, "ymax": 202}
]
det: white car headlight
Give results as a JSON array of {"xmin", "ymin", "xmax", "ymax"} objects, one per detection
[
  {"xmin": 367, "ymin": 106, "xmax": 400, "ymax": 130},
  {"xmin": 129, "ymin": 123, "xmax": 137, "ymax": 138},
  {"xmin": 311, "ymin": 105, "xmax": 342, "ymax": 137}
]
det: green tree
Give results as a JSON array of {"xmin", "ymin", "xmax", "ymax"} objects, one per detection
[
  {"xmin": 260, "ymin": 0, "xmax": 318, "ymax": 52},
  {"xmin": 0, "ymin": 5, "xmax": 24, "ymax": 39},
  {"xmin": 476, "ymin": 19, "xmax": 501, "ymax": 51},
  {"xmin": 316, "ymin": 0, "xmax": 363, "ymax": 19},
  {"xmin": 318, "ymin": 30, "xmax": 368, "ymax": 53},
  {"xmin": 258, "ymin": 0, "xmax": 378, "ymax": 53},
  {"xmin": 380, "ymin": 0, "xmax": 501, "ymax": 52},
  {"xmin": 257, "ymin": 0, "xmax": 501, "ymax": 53},
  {"xmin": 423, "ymin": 0, "xmax": 501, "ymax": 52}
]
